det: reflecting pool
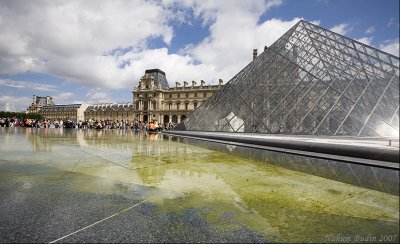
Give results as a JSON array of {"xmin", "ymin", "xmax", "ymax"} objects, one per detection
[{"xmin": 0, "ymin": 127, "xmax": 398, "ymax": 243}]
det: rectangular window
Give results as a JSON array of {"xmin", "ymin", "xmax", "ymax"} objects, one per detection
[
  {"xmin": 194, "ymin": 102, "xmax": 198, "ymax": 108},
  {"xmin": 169, "ymin": 94, "xmax": 172, "ymax": 98},
  {"xmin": 204, "ymin": 92, "xmax": 207, "ymax": 97},
  {"xmin": 177, "ymin": 93, "xmax": 180, "ymax": 98},
  {"xmin": 186, "ymin": 93, "xmax": 189, "ymax": 98},
  {"xmin": 194, "ymin": 93, "xmax": 197, "ymax": 97},
  {"xmin": 185, "ymin": 103, "xmax": 189, "ymax": 110}
]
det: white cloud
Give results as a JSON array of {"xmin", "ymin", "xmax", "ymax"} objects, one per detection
[
  {"xmin": 0, "ymin": 79, "xmax": 58, "ymax": 91},
  {"xmin": 356, "ymin": 37, "xmax": 373, "ymax": 46},
  {"xmin": 8, "ymin": 0, "xmax": 386, "ymax": 108},
  {"xmin": 166, "ymin": 0, "xmax": 300, "ymax": 82},
  {"xmin": 0, "ymin": 95, "xmax": 32, "ymax": 112},
  {"xmin": 85, "ymin": 89, "xmax": 113, "ymax": 104},
  {"xmin": 187, "ymin": 17, "xmax": 302, "ymax": 81},
  {"xmin": 0, "ymin": 0, "xmax": 173, "ymax": 86},
  {"xmin": 379, "ymin": 39, "xmax": 400, "ymax": 57},
  {"xmin": 330, "ymin": 23, "xmax": 352, "ymax": 35},
  {"xmin": 386, "ymin": 17, "xmax": 395, "ymax": 28},
  {"xmin": 0, "ymin": 0, "xmax": 309, "ymax": 94},
  {"xmin": 365, "ymin": 26, "xmax": 375, "ymax": 34},
  {"xmin": 54, "ymin": 92, "xmax": 75, "ymax": 104}
]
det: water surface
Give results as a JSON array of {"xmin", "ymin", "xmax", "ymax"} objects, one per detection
[{"xmin": 0, "ymin": 127, "xmax": 398, "ymax": 243}]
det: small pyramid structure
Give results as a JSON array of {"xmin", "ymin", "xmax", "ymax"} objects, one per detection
[{"xmin": 179, "ymin": 20, "xmax": 399, "ymax": 137}]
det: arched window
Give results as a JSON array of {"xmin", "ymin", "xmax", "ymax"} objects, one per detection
[{"xmin": 164, "ymin": 115, "xmax": 169, "ymax": 123}]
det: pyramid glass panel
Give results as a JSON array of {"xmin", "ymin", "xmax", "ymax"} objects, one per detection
[{"xmin": 180, "ymin": 20, "xmax": 399, "ymax": 137}]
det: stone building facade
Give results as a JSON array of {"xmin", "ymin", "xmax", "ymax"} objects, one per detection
[
  {"xmin": 84, "ymin": 69, "xmax": 223, "ymax": 124},
  {"xmin": 27, "ymin": 95, "xmax": 55, "ymax": 113},
  {"xmin": 39, "ymin": 104, "xmax": 89, "ymax": 121},
  {"xmin": 28, "ymin": 69, "xmax": 222, "ymax": 123},
  {"xmin": 27, "ymin": 95, "xmax": 89, "ymax": 121},
  {"xmin": 133, "ymin": 69, "xmax": 223, "ymax": 124}
]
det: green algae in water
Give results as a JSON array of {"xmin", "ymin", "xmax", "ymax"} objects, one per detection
[
  {"xmin": 130, "ymin": 149, "xmax": 399, "ymax": 242},
  {"xmin": 0, "ymin": 128, "xmax": 398, "ymax": 243}
]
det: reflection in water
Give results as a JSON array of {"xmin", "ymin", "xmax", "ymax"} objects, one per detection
[
  {"xmin": 0, "ymin": 127, "xmax": 399, "ymax": 243},
  {"xmin": 175, "ymin": 136, "xmax": 400, "ymax": 195}
]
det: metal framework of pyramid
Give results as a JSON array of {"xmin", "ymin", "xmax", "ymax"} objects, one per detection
[{"xmin": 180, "ymin": 20, "xmax": 399, "ymax": 137}]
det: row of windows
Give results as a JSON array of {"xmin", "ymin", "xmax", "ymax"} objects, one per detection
[
  {"xmin": 169, "ymin": 92, "xmax": 207, "ymax": 98},
  {"xmin": 136, "ymin": 92, "xmax": 208, "ymax": 98},
  {"xmin": 137, "ymin": 101, "xmax": 199, "ymax": 110},
  {"xmin": 85, "ymin": 112, "xmax": 130, "ymax": 117},
  {"xmin": 41, "ymin": 112, "xmax": 75, "ymax": 115},
  {"xmin": 168, "ymin": 102, "xmax": 198, "ymax": 110}
]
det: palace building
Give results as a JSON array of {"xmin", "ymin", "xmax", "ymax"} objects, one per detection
[
  {"xmin": 28, "ymin": 69, "xmax": 223, "ymax": 124},
  {"xmin": 27, "ymin": 95, "xmax": 55, "ymax": 113},
  {"xmin": 135, "ymin": 69, "xmax": 223, "ymax": 124},
  {"xmin": 27, "ymin": 95, "xmax": 89, "ymax": 121},
  {"xmin": 84, "ymin": 69, "xmax": 223, "ymax": 124}
]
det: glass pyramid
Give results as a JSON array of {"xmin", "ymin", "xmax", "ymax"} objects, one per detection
[{"xmin": 179, "ymin": 20, "xmax": 399, "ymax": 137}]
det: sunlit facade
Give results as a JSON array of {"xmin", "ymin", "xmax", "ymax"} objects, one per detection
[
  {"xmin": 39, "ymin": 104, "xmax": 89, "ymax": 121},
  {"xmin": 26, "ymin": 70, "xmax": 222, "ymax": 123},
  {"xmin": 84, "ymin": 69, "xmax": 223, "ymax": 123},
  {"xmin": 27, "ymin": 95, "xmax": 55, "ymax": 113}
]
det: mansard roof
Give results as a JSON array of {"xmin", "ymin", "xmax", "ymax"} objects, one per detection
[
  {"xmin": 34, "ymin": 96, "xmax": 54, "ymax": 107},
  {"xmin": 145, "ymin": 69, "xmax": 169, "ymax": 89}
]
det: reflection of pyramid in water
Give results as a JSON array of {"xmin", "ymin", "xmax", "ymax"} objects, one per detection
[{"xmin": 180, "ymin": 20, "xmax": 399, "ymax": 136}]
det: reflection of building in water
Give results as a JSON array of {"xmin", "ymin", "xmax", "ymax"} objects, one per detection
[
  {"xmin": 28, "ymin": 129, "xmax": 53, "ymax": 152},
  {"xmin": 130, "ymin": 135, "xmax": 223, "ymax": 187},
  {"xmin": 180, "ymin": 136, "xmax": 399, "ymax": 195},
  {"xmin": 27, "ymin": 128, "xmax": 77, "ymax": 152}
]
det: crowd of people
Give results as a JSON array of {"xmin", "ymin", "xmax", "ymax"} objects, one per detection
[{"xmin": 0, "ymin": 117, "xmax": 177, "ymax": 132}]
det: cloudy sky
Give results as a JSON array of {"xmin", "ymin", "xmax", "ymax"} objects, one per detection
[{"xmin": 0, "ymin": 0, "xmax": 399, "ymax": 111}]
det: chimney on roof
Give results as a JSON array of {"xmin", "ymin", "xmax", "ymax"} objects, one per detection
[
  {"xmin": 46, "ymin": 96, "xmax": 52, "ymax": 105},
  {"xmin": 183, "ymin": 81, "xmax": 188, "ymax": 87},
  {"xmin": 253, "ymin": 49, "xmax": 258, "ymax": 60},
  {"xmin": 175, "ymin": 81, "xmax": 180, "ymax": 87},
  {"xmin": 219, "ymin": 79, "xmax": 223, "ymax": 86},
  {"xmin": 192, "ymin": 80, "xmax": 197, "ymax": 87},
  {"xmin": 201, "ymin": 80, "xmax": 205, "ymax": 87}
]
